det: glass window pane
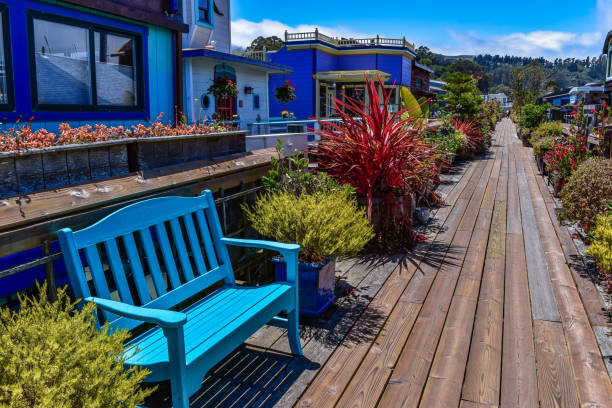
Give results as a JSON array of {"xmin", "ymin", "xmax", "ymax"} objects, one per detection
[
  {"xmin": 33, "ymin": 19, "xmax": 91, "ymax": 105},
  {"xmin": 95, "ymin": 32, "xmax": 137, "ymax": 106},
  {"xmin": 0, "ymin": 13, "xmax": 8, "ymax": 105},
  {"xmin": 198, "ymin": 0, "xmax": 211, "ymax": 23}
]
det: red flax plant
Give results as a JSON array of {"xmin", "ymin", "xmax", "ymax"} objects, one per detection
[
  {"xmin": 454, "ymin": 118, "xmax": 484, "ymax": 156},
  {"xmin": 315, "ymin": 76, "xmax": 439, "ymax": 249}
]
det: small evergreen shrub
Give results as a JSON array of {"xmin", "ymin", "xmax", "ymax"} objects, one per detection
[
  {"xmin": 520, "ymin": 104, "xmax": 548, "ymax": 130},
  {"xmin": 586, "ymin": 212, "xmax": 612, "ymax": 291},
  {"xmin": 428, "ymin": 129, "xmax": 467, "ymax": 155},
  {"xmin": 533, "ymin": 136, "xmax": 556, "ymax": 158},
  {"xmin": 561, "ymin": 159, "xmax": 612, "ymax": 232},
  {"xmin": 530, "ymin": 121, "xmax": 563, "ymax": 144},
  {"xmin": 244, "ymin": 189, "xmax": 374, "ymax": 263},
  {"xmin": 0, "ymin": 284, "xmax": 154, "ymax": 408}
]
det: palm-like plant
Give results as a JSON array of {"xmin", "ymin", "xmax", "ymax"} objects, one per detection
[{"xmin": 315, "ymin": 76, "xmax": 439, "ymax": 247}]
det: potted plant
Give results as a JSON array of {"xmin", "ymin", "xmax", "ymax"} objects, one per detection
[
  {"xmin": 274, "ymin": 80, "xmax": 297, "ymax": 104},
  {"xmin": 244, "ymin": 187, "xmax": 373, "ymax": 316},
  {"xmin": 207, "ymin": 76, "xmax": 239, "ymax": 99},
  {"xmin": 315, "ymin": 76, "xmax": 439, "ymax": 250}
]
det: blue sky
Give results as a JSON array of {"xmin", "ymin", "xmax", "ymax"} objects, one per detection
[{"xmin": 231, "ymin": 0, "xmax": 612, "ymax": 59}]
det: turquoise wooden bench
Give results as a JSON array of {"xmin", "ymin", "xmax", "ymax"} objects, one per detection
[{"xmin": 57, "ymin": 190, "xmax": 302, "ymax": 408}]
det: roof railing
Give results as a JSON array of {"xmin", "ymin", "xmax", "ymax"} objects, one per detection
[{"xmin": 284, "ymin": 29, "xmax": 415, "ymax": 51}]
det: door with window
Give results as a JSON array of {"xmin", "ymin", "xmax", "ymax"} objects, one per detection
[{"xmin": 214, "ymin": 64, "xmax": 236, "ymax": 121}]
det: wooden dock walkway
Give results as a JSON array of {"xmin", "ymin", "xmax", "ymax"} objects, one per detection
[{"xmin": 148, "ymin": 119, "xmax": 612, "ymax": 407}]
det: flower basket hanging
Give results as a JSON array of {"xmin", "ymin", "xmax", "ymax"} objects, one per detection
[
  {"xmin": 207, "ymin": 77, "xmax": 239, "ymax": 98},
  {"xmin": 274, "ymin": 80, "xmax": 296, "ymax": 104}
]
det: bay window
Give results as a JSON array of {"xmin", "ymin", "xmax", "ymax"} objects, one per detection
[{"xmin": 28, "ymin": 11, "xmax": 143, "ymax": 111}]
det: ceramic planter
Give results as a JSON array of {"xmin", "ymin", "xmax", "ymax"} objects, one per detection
[{"xmin": 272, "ymin": 256, "xmax": 336, "ymax": 317}]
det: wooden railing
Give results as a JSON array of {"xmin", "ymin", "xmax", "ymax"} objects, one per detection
[
  {"xmin": 285, "ymin": 29, "xmax": 415, "ymax": 50},
  {"xmin": 239, "ymin": 49, "xmax": 268, "ymax": 62}
]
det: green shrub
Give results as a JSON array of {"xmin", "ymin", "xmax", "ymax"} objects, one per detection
[
  {"xmin": 263, "ymin": 140, "xmax": 347, "ymax": 195},
  {"xmin": 428, "ymin": 129, "xmax": 467, "ymax": 155},
  {"xmin": 533, "ymin": 136, "xmax": 556, "ymax": 158},
  {"xmin": 520, "ymin": 104, "xmax": 548, "ymax": 130},
  {"xmin": 244, "ymin": 189, "xmax": 374, "ymax": 263},
  {"xmin": 586, "ymin": 212, "xmax": 612, "ymax": 277},
  {"xmin": 0, "ymin": 284, "xmax": 153, "ymax": 408},
  {"xmin": 561, "ymin": 159, "xmax": 612, "ymax": 232},
  {"xmin": 530, "ymin": 121, "xmax": 563, "ymax": 144}
]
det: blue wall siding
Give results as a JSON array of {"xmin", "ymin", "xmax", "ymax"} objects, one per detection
[
  {"xmin": 337, "ymin": 54, "xmax": 376, "ymax": 71},
  {"xmin": 401, "ymin": 57, "xmax": 412, "ymax": 86},
  {"xmin": 0, "ymin": 0, "xmax": 176, "ymax": 132},
  {"xmin": 268, "ymin": 48, "xmax": 315, "ymax": 119}
]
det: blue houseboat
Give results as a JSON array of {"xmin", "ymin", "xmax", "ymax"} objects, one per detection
[
  {"xmin": 0, "ymin": 0, "xmax": 187, "ymax": 131},
  {"xmin": 267, "ymin": 30, "xmax": 420, "ymax": 119}
]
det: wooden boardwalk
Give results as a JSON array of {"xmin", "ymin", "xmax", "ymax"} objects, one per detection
[{"xmin": 148, "ymin": 119, "xmax": 612, "ymax": 408}]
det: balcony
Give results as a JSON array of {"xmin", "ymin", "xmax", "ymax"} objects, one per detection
[{"xmin": 284, "ymin": 29, "xmax": 415, "ymax": 51}]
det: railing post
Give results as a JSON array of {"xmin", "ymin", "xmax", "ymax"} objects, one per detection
[
  {"xmin": 284, "ymin": 30, "xmax": 288, "ymax": 42},
  {"xmin": 315, "ymin": 28, "xmax": 319, "ymax": 41},
  {"xmin": 403, "ymin": 36, "xmax": 406, "ymax": 47},
  {"xmin": 376, "ymin": 34, "xmax": 379, "ymax": 45},
  {"xmin": 43, "ymin": 241, "xmax": 57, "ymax": 301}
]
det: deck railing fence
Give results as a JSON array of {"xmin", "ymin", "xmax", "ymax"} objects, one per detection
[{"xmin": 285, "ymin": 29, "xmax": 415, "ymax": 50}]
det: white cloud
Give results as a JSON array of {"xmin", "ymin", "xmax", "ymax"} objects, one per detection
[
  {"xmin": 430, "ymin": 29, "xmax": 603, "ymax": 59},
  {"xmin": 231, "ymin": 18, "xmax": 373, "ymax": 49},
  {"xmin": 597, "ymin": 0, "xmax": 612, "ymax": 30}
]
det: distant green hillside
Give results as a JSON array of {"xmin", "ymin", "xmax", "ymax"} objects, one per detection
[{"xmin": 416, "ymin": 46, "xmax": 607, "ymax": 94}]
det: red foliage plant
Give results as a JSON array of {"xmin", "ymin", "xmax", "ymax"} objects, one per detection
[
  {"xmin": 315, "ymin": 76, "xmax": 439, "ymax": 247},
  {"xmin": 454, "ymin": 118, "xmax": 484, "ymax": 155}
]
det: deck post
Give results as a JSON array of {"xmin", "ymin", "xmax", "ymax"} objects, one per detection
[{"xmin": 315, "ymin": 28, "xmax": 319, "ymax": 41}]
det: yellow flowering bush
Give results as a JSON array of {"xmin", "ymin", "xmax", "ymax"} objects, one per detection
[{"xmin": 586, "ymin": 212, "xmax": 612, "ymax": 290}]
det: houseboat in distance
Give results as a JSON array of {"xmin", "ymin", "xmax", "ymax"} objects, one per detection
[{"xmin": 267, "ymin": 30, "xmax": 429, "ymax": 119}]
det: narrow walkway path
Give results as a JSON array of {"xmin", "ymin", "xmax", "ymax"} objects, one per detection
[
  {"xmin": 158, "ymin": 120, "xmax": 612, "ymax": 408},
  {"xmin": 295, "ymin": 119, "xmax": 612, "ymax": 408}
]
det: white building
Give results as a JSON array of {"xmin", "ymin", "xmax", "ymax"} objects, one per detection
[
  {"xmin": 181, "ymin": 0, "xmax": 291, "ymax": 130},
  {"xmin": 482, "ymin": 93, "xmax": 512, "ymax": 111}
]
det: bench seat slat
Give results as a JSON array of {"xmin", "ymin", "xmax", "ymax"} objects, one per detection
[
  {"xmin": 110, "ymin": 265, "xmax": 227, "ymax": 331},
  {"xmin": 195, "ymin": 210, "xmax": 219, "ymax": 269},
  {"xmin": 104, "ymin": 239, "xmax": 134, "ymax": 305},
  {"xmin": 182, "ymin": 214, "xmax": 207, "ymax": 276},
  {"xmin": 170, "ymin": 218, "xmax": 195, "ymax": 281},
  {"xmin": 155, "ymin": 222, "xmax": 182, "ymax": 289},
  {"xmin": 84, "ymin": 245, "xmax": 115, "ymax": 321},
  {"xmin": 124, "ymin": 284, "xmax": 292, "ymax": 367},
  {"xmin": 138, "ymin": 228, "xmax": 167, "ymax": 297},
  {"xmin": 122, "ymin": 233, "xmax": 152, "ymax": 304}
]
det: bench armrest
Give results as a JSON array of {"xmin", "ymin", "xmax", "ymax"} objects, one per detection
[
  {"xmin": 220, "ymin": 238, "xmax": 300, "ymax": 283},
  {"xmin": 85, "ymin": 297, "xmax": 187, "ymax": 329},
  {"xmin": 220, "ymin": 238, "xmax": 300, "ymax": 256}
]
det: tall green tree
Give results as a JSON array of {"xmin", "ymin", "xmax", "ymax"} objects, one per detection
[
  {"xmin": 509, "ymin": 61, "xmax": 551, "ymax": 109},
  {"xmin": 245, "ymin": 36, "xmax": 284, "ymax": 52},
  {"xmin": 440, "ymin": 72, "xmax": 484, "ymax": 120}
]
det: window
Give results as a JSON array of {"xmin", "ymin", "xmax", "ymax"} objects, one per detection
[
  {"xmin": 28, "ymin": 11, "xmax": 143, "ymax": 111},
  {"xmin": 197, "ymin": 0, "xmax": 213, "ymax": 25},
  {"xmin": 253, "ymin": 94, "xmax": 260, "ymax": 109},
  {"xmin": 0, "ymin": 4, "xmax": 13, "ymax": 110},
  {"xmin": 415, "ymin": 78, "xmax": 423, "ymax": 89},
  {"xmin": 608, "ymin": 49, "xmax": 612, "ymax": 78}
]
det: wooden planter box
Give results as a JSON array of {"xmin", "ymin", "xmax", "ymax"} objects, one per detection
[
  {"xmin": 128, "ymin": 131, "xmax": 247, "ymax": 171},
  {"xmin": 0, "ymin": 140, "xmax": 130, "ymax": 199}
]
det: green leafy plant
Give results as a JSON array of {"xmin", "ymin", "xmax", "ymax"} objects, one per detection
[
  {"xmin": 262, "ymin": 140, "xmax": 348, "ymax": 195},
  {"xmin": 533, "ymin": 136, "xmax": 555, "ymax": 158},
  {"xmin": 561, "ymin": 159, "xmax": 612, "ymax": 232},
  {"xmin": 207, "ymin": 76, "xmax": 239, "ymax": 98},
  {"xmin": 244, "ymin": 189, "xmax": 374, "ymax": 263},
  {"xmin": 519, "ymin": 103, "xmax": 548, "ymax": 130},
  {"xmin": 0, "ymin": 283, "xmax": 154, "ymax": 408},
  {"xmin": 586, "ymin": 211, "xmax": 612, "ymax": 291},
  {"xmin": 400, "ymin": 86, "xmax": 423, "ymax": 120},
  {"xmin": 428, "ymin": 129, "xmax": 466, "ymax": 154},
  {"xmin": 530, "ymin": 121, "xmax": 563, "ymax": 144},
  {"xmin": 274, "ymin": 80, "xmax": 297, "ymax": 104},
  {"xmin": 440, "ymin": 72, "xmax": 484, "ymax": 120}
]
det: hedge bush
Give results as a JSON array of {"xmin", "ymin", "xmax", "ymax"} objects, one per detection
[
  {"xmin": 0, "ymin": 284, "xmax": 154, "ymax": 408},
  {"xmin": 530, "ymin": 121, "xmax": 563, "ymax": 145},
  {"xmin": 561, "ymin": 159, "xmax": 612, "ymax": 232},
  {"xmin": 586, "ymin": 212, "xmax": 612, "ymax": 282},
  {"xmin": 244, "ymin": 189, "xmax": 374, "ymax": 263},
  {"xmin": 533, "ymin": 136, "xmax": 556, "ymax": 158}
]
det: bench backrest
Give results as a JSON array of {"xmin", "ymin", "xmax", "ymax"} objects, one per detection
[{"xmin": 57, "ymin": 190, "xmax": 233, "ymax": 330}]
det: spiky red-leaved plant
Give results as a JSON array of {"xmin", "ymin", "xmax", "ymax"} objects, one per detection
[{"xmin": 315, "ymin": 76, "xmax": 439, "ymax": 230}]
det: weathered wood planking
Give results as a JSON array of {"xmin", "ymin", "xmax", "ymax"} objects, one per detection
[
  {"xmin": 500, "ymin": 140, "xmax": 538, "ymax": 408},
  {"xmin": 520, "ymin": 145, "xmax": 612, "ymax": 406},
  {"xmin": 515, "ymin": 147, "xmax": 560, "ymax": 323},
  {"xmin": 533, "ymin": 320, "xmax": 580, "ymax": 407},
  {"xmin": 378, "ymin": 150, "xmax": 498, "ymax": 408}
]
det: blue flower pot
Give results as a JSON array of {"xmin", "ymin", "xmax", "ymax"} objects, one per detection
[{"xmin": 272, "ymin": 256, "xmax": 336, "ymax": 317}]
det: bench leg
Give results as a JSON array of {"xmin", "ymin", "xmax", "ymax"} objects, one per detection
[
  {"xmin": 287, "ymin": 308, "xmax": 303, "ymax": 356},
  {"xmin": 164, "ymin": 327, "xmax": 190, "ymax": 408}
]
